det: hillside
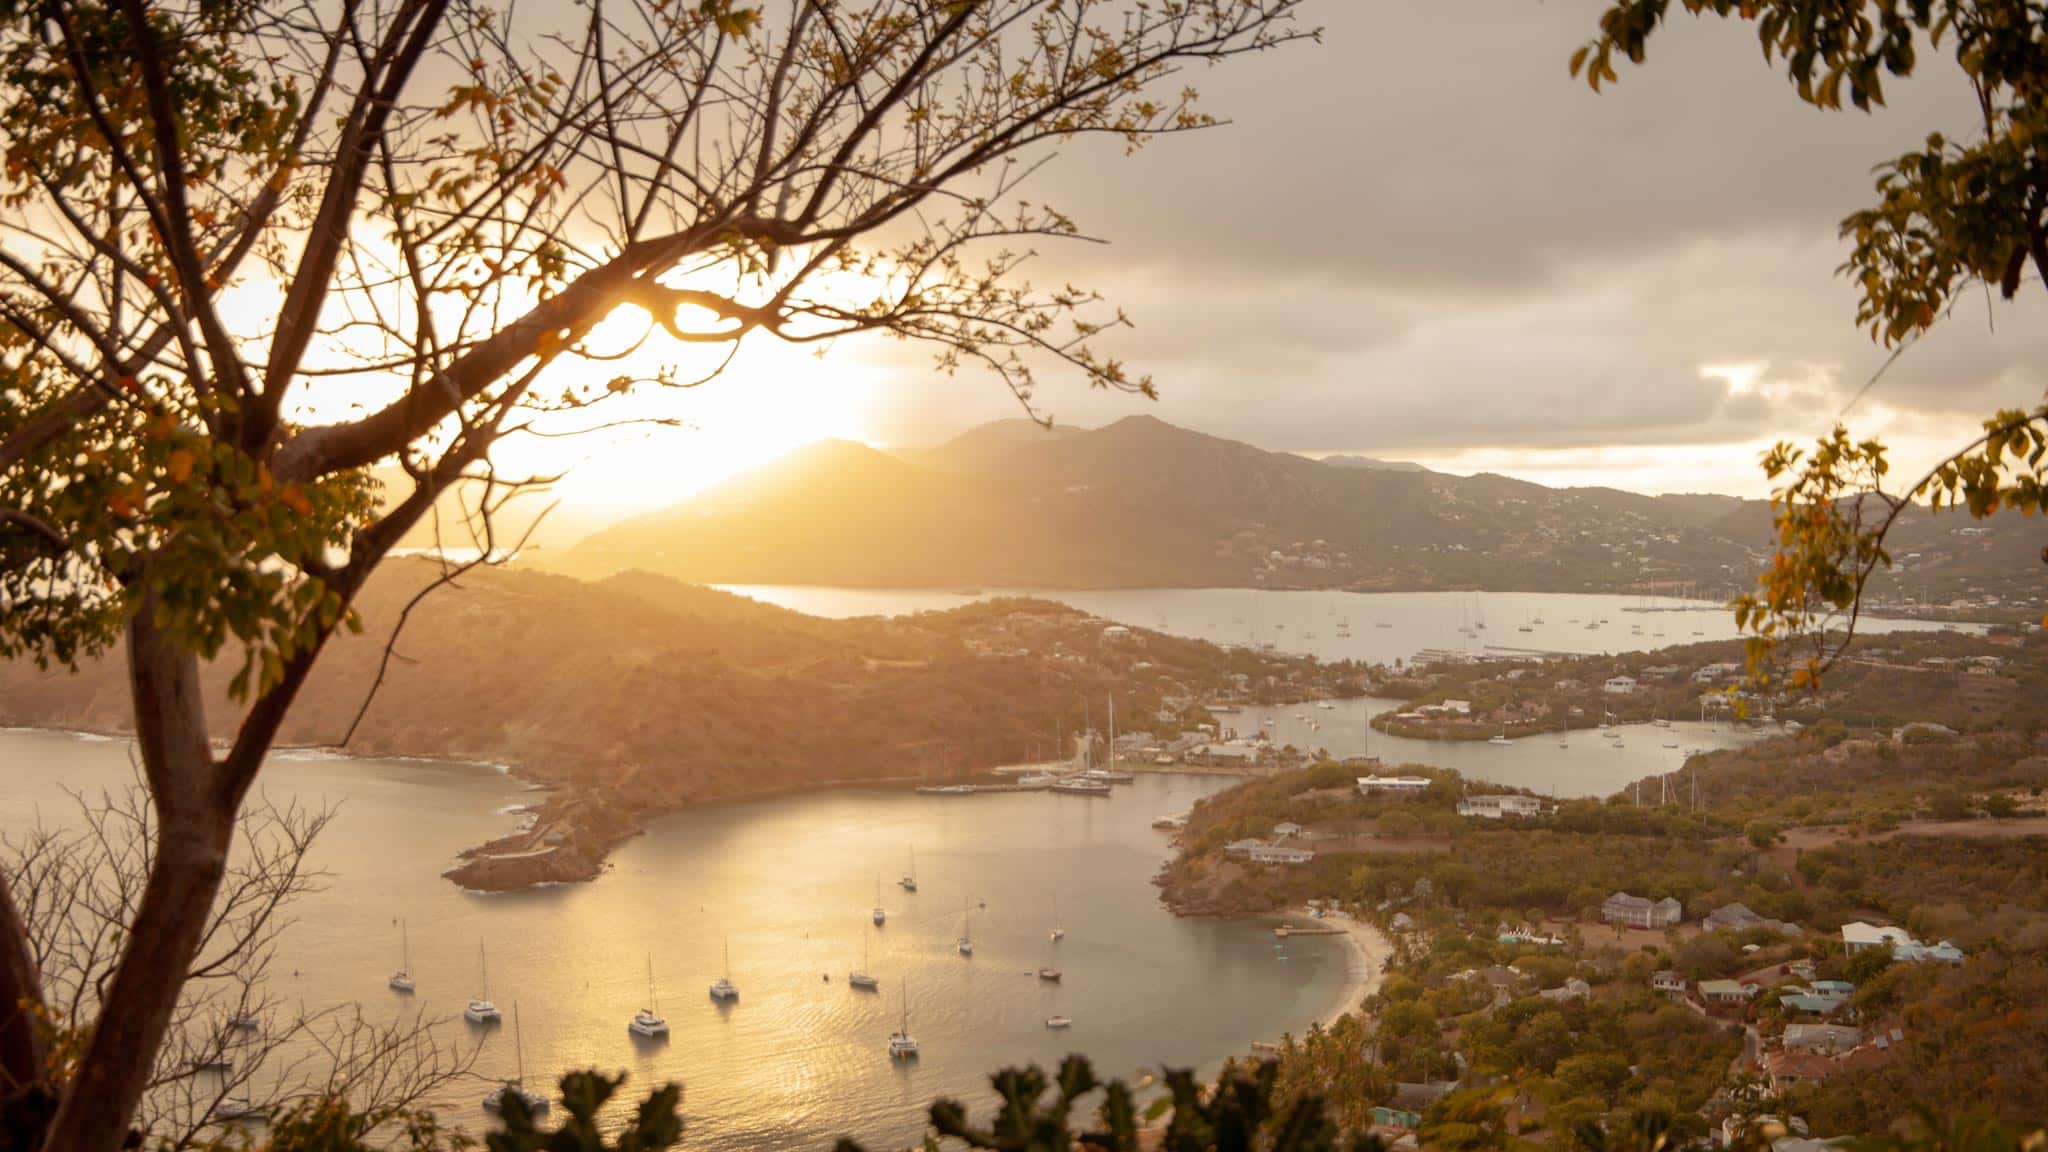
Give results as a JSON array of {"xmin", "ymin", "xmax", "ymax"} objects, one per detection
[
  {"xmin": 0, "ymin": 560, "xmax": 1350, "ymax": 888},
  {"xmin": 542, "ymin": 415, "xmax": 2048, "ymax": 600}
]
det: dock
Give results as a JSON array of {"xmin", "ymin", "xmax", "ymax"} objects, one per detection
[{"xmin": 914, "ymin": 780, "xmax": 1053, "ymax": 796}]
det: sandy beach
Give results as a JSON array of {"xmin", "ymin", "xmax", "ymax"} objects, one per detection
[{"xmin": 1301, "ymin": 909, "xmax": 1393, "ymax": 1030}]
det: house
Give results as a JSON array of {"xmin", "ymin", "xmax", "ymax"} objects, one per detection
[
  {"xmin": 1841, "ymin": 922, "xmax": 1913, "ymax": 954},
  {"xmin": 1457, "ymin": 794, "xmax": 1546, "ymax": 819},
  {"xmin": 1693, "ymin": 662, "xmax": 1741, "ymax": 684},
  {"xmin": 1497, "ymin": 924, "xmax": 1564, "ymax": 947},
  {"xmin": 1192, "ymin": 742, "xmax": 1264, "ymax": 766},
  {"xmin": 1370, "ymin": 1106, "xmax": 1424, "ymax": 1132},
  {"xmin": 1601, "ymin": 891, "xmax": 1684, "ymax": 929},
  {"xmin": 1223, "ymin": 838, "xmax": 1268, "ymax": 857},
  {"xmin": 1100, "ymin": 625, "xmax": 1133, "ymax": 642},
  {"xmin": 1358, "ymin": 775, "xmax": 1432, "ymax": 795},
  {"xmin": 1698, "ymin": 979, "xmax": 1759, "ymax": 1016},
  {"xmin": 1651, "ymin": 971, "xmax": 1689, "ymax": 998},
  {"xmin": 1703, "ymin": 903, "xmax": 1799, "ymax": 936},
  {"xmin": 1248, "ymin": 844, "xmax": 1314, "ymax": 865},
  {"xmin": 1603, "ymin": 675, "xmax": 1639, "ymax": 695},
  {"xmin": 1389, "ymin": 912, "xmax": 1415, "ymax": 932},
  {"xmin": 1439, "ymin": 699, "xmax": 1472, "ymax": 715},
  {"xmin": 1537, "ymin": 977, "xmax": 1591, "ymax": 1002},
  {"xmin": 1842, "ymin": 923, "xmax": 1964, "ymax": 964},
  {"xmin": 1782, "ymin": 1024, "xmax": 1862, "ymax": 1054},
  {"xmin": 1779, "ymin": 983, "xmax": 1854, "ymax": 1017},
  {"xmin": 1272, "ymin": 822, "xmax": 1305, "ymax": 839},
  {"xmin": 1766, "ymin": 1052, "xmax": 1839, "ymax": 1101}
]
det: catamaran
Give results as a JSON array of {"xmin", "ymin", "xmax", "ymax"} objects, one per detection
[
  {"xmin": 849, "ymin": 928, "xmax": 879, "ymax": 990},
  {"xmin": 465, "ymin": 944, "xmax": 501, "ymax": 1023},
  {"xmin": 899, "ymin": 848, "xmax": 918, "ymax": 892},
  {"xmin": 389, "ymin": 919, "xmax": 415, "ymax": 993},
  {"xmin": 957, "ymin": 909, "xmax": 974, "ymax": 956},
  {"xmin": 710, "ymin": 938, "xmax": 739, "ymax": 1001},
  {"xmin": 873, "ymin": 877, "xmax": 886, "ymax": 927},
  {"xmin": 888, "ymin": 984, "xmax": 919, "ymax": 1059},
  {"xmin": 483, "ymin": 1004, "xmax": 548, "ymax": 1113},
  {"xmin": 629, "ymin": 956, "xmax": 669, "ymax": 1037}
]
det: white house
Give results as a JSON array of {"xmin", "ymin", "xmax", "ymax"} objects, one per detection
[
  {"xmin": 1783, "ymin": 1024, "xmax": 1863, "ymax": 1054},
  {"xmin": 1840, "ymin": 922, "xmax": 1914, "ymax": 954},
  {"xmin": 1651, "ymin": 971, "xmax": 1689, "ymax": 997},
  {"xmin": 1272, "ymin": 822, "xmax": 1305, "ymax": 840},
  {"xmin": 1440, "ymin": 699, "xmax": 1472, "ymax": 715},
  {"xmin": 1248, "ymin": 844, "xmax": 1314, "ymax": 865},
  {"xmin": 1693, "ymin": 662, "xmax": 1742, "ymax": 684},
  {"xmin": 1457, "ymin": 794, "xmax": 1545, "ymax": 819},
  {"xmin": 1101, "ymin": 624, "xmax": 1133, "ymax": 642},
  {"xmin": 1358, "ymin": 775, "xmax": 1432, "ymax": 795},
  {"xmin": 1602, "ymin": 676, "xmax": 1639, "ymax": 695}
]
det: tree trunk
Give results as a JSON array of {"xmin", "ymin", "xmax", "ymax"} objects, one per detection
[
  {"xmin": 40, "ymin": 603, "xmax": 224, "ymax": 1152},
  {"xmin": 0, "ymin": 874, "xmax": 45, "ymax": 1093}
]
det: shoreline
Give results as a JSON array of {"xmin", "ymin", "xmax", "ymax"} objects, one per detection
[{"xmin": 1304, "ymin": 909, "xmax": 1391, "ymax": 1031}]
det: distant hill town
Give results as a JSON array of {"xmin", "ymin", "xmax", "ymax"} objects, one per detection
[{"xmin": 533, "ymin": 415, "xmax": 2045, "ymax": 605}]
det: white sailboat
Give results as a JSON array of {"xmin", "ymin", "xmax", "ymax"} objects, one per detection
[
  {"xmin": 849, "ymin": 927, "xmax": 879, "ymax": 990},
  {"xmin": 872, "ymin": 877, "xmax": 886, "ymax": 927},
  {"xmin": 465, "ymin": 943, "xmax": 501, "ymax": 1023},
  {"xmin": 710, "ymin": 938, "xmax": 739, "ymax": 1001},
  {"xmin": 483, "ymin": 1003, "xmax": 548, "ymax": 1113},
  {"xmin": 957, "ymin": 909, "xmax": 974, "ymax": 956},
  {"xmin": 629, "ymin": 956, "xmax": 669, "ymax": 1037},
  {"xmin": 1050, "ymin": 891, "xmax": 1065, "ymax": 942},
  {"xmin": 389, "ymin": 919, "xmax": 415, "ymax": 993},
  {"xmin": 888, "ymin": 984, "xmax": 919, "ymax": 1059},
  {"xmin": 899, "ymin": 848, "xmax": 917, "ymax": 892},
  {"xmin": 1487, "ymin": 724, "xmax": 1511, "ymax": 746}
]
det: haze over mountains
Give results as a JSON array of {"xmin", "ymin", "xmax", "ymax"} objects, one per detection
[{"xmin": 534, "ymin": 416, "xmax": 2045, "ymax": 601}]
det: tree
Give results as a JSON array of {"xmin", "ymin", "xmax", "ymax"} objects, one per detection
[
  {"xmin": 0, "ymin": 2, "xmax": 1311, "ymax": 1147},
  {"xmin": 1569, "ymin": 2, "xmax": 2048, "ymax": 684}
]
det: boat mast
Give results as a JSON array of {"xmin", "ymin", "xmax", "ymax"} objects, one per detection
[{"xmin": 1108, "ymin": 694, "xmax": 1117, "ymax": 771}]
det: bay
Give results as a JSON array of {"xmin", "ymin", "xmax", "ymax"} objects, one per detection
[{"xmin": 0, "ymin": 729, "xmax": 1342, "ymax": 1149}]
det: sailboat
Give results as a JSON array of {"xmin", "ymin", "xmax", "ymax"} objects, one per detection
[
  {"xmin": 1488, "ymin": 724, "xmax": 1512, "ymax": 746},
  {"xmin": 1050, "ymin": 891, "xmax": 1065, "ymax": 943},
  {"xmin": 849, "ymin": 927, "xmax": 879, "ymax": 990},
  {"xmin": 872, "ymin": 877, "xmax": 886, "ymax": 927},
  {"xmin": 957, "ymin": 909, "xmax": 974, "ymax": 956},
  {"xmin": 899, "ymin": 848, "xmax": 917, "ymax": 892},
  {"xmin": 389, "ymin": 919, "xmax": 415, "ymax": 993},
  {"xmin": 629, "ymin": 956, "xmax": 669, "ymax": 1037},
  {"xmin": 465, "ymin": 943, "xmax": 501, "ymax": 1023},
  {"xmin": 483, "ymin": 1003, "xmax": 548, "ymax": 1113},
  {"xmin": 888, "ymin": 983, "xmax": 919, "ymax": 1058},
  {"xmin": 710, "ymin": 938, "xmax": 739, "ymax": 1001}
]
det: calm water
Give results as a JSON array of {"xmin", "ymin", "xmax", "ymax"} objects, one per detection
[
  {"xmin": 713, "ymin": 587, "xmax": 1972, "ymax": 664},
  {"xmin": 0, "ymin": 729, "xmax": 1343, "ymax": 1149},
  {"xmin": 1226, "ymin": 697, "xmax": 1763, "ymax": 799}
]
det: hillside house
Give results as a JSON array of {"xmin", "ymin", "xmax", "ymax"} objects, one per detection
[
  {"xmin": 1248, "ymin": 844, "xmax": 1314, "ymax": 865},
  {"xmin": 1457, "ymin": 794, "xmax": 1546, "ymax": 819},
  {"xmin": 1602, "ymin": 676, "xmax": 1639, "ymax": 695},
  {"xmin": 1271, "ymin": 822, "xmax": 1305, "ymax": 839},
  {"xmin": 1651, "ymin": 971, "xmax": 1689, "ymax": 998},
  {"xmin": 1602, "ymin": 891, "xmax": 1683, "ymax": 929},
  {"xmin": 1358, "ymin": 775, "xmax": 1432, "ymax": 795},
  {"xmin": 1703, "ymin": 903, "xmax": 1800, "ymax": 936}
]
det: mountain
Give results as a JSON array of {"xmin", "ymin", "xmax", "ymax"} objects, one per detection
[
  {"xmin": 1312, "ymin": 454, "xmax": 1430, "ymax": 473},
  {"xmin": 543, "ymin": 415, "xmax": 2047, "ymax": 600}
]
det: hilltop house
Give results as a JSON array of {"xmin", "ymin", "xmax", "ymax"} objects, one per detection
[
  {"xmin": 1602, "ymin": 891, "xmax": 1683, "ymax": 929},
  {"xmin": 1602, "ymin": 676, "xmax": 1639, "ymax": 695},
  {"xmin": 1358, "ymin": 775, "xmax": 1432, "ymax": 795}
]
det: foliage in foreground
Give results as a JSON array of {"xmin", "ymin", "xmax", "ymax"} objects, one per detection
[{"xmin": 197, "ymin": 1058, "xmax": 1378, "ymax": 1152}]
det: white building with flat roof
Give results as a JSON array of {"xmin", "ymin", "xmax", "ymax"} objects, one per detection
[
  {"xmin": 1358, "ymin": 775, "xmax": 1432, "ymax": 795},
  {"xmin": 1457, "ymin": 794, "xmax": 1545, "ymax": 819}
]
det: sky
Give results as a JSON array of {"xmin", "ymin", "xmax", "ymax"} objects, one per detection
[{"xmin": 511, "ymin": 0, "xmax": 2048, "ymax": 516}]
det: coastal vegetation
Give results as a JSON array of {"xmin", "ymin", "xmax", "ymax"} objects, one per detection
[
  {"xmin": 1160, "ymin": 747, "xmax": 2048, "ymax": 1145},
  {"xmin": 0, "ymin": 560, "xmax": 1358, "ymax": 890}
]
